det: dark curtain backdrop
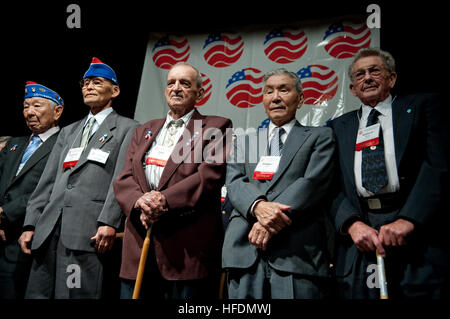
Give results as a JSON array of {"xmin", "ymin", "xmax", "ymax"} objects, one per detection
[{"xmin": 1, "ymin": 0, "xmax": 445, "ymax": 137}]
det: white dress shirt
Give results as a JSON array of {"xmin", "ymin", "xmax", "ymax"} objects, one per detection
[
  {"xmin": 251, "ymin": 118, "xmax": 296, "ymax": 213},
  {"xmin": 144, "ymin": 109, "xmax": 195, "ymax": 189},
  {"xmin": 266, "ymin": 119, "xmax": 296, "ymax": 155},
  {"xmin": 354, "ymin": 95, "xmax": 400, "ymax": 197},
  {"xmin": 83, "ymin": 107, "xmax": 114, "ymax": 138}
]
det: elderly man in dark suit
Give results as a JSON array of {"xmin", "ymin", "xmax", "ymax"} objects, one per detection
[
  {"xmin": 114, "ymin": 62, "xmax": 232, "ymax": 299},
  {"xmin": 222, "ymin": 68, "xmax": 335, "ymax": 299},
  {"xmin": 19, "ymin": 57, "xmax": 139, "ymax": 299},
  {"xmin": 0, "ymin": 82, "xmax": 63, "ymax": 298},
  {"xmin": 328, "ymin": 48, "xmax": 449, "ymax": 299}
]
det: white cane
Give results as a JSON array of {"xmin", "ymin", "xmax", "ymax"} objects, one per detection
[{"xmin": 376, "ymin": 249, "xmax": 388, "ymax": 299}]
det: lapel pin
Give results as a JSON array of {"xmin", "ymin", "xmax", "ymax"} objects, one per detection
[
  {"xmin": 99, "ymin": 134, "xmax": 108, "ymax": 142},
  {"xmin": 145, "ymin": 130, "xmax": 152, "ymax": 139},
  {"xmin": 10, "ymin": 144, "xmax": 18, "ymax": 151},
  {"xmin": 407, "ymin": 108, "xmax": 411, "ymax": 113},
  {"xmin": 187, "ymin": 132, "xmax": 200, "ymax": 146}
]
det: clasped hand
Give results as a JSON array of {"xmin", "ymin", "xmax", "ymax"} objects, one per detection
[
  {"xmin": 248, "ymin": 200, "xmax": 292, "ymax": 251},
  {"xmin": 347, "ymin": 219, "xmax": 415, "ymax": 257},
  {"xmin": 135, "ymin": 190, "xmax": 168, "ymax": 229}
]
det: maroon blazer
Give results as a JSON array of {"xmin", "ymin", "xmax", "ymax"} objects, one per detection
[{"xmin": 114, "ymin": 109, "xmax": 232, "ymax": 280}]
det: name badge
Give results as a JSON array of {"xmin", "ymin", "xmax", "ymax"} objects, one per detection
[
  {"xmin": 221, "ymin": 186, "xmax": 227, "ymax": 202},
  {"xmin": 145, "ymin": 145, "xmax": 172, "ymax": 167},
  {"xmin": 253, "ymin": 156, "xmax": 281, "ymax": 180},
  {"xmin": 63, "ymin": 147, "xmax": 83, "ymax": 169},
  {"xmin": 355, "ymin": 123, "xmax": 380, "ymax": 151},
  {"xmin": 87, "ymin": 148, "xmax": 110, "ymax": 164}
]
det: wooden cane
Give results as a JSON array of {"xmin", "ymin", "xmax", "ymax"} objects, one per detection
[
  {"xmin": 132, "ymin": 225, "xmax": 153, "ymax": 299},
  {"xmin": 376, "ymin": 249, "xmax": 388, "ymax": 299}
]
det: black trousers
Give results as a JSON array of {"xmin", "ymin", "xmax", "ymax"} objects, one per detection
[{"xmin": 337, "ymin": 210, "xmax": 449, "ymax": 299}]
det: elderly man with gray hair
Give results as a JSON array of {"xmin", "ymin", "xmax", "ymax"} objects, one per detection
[
  {"xmin": 328, "ymin": 47, "xmax": 449, "ymax": 299},
  {"xmin": 222, "ymin": 68, "xmax": 335, "ymax": 299}
]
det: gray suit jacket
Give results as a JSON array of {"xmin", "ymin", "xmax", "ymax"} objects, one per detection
[
  {"xmin": 222, "ymin": 121, "xmax": 335, "ymax": 277},
  {"xmin": 24, "ymin": 110, "xmax": 139, "ymax": 252}
]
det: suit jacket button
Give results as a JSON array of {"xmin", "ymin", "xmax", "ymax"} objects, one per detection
[{"xmin": 67, "ymin": 184, "xmax": 73, "ymax": 189}]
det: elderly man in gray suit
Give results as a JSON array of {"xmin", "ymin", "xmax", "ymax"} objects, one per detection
[
  {"xmin": 222, "ymin": 69, "xmax": 335, "ymax": 299},
  {"xmin": 19, "ymin": 57, "xmax": 139, "ymax": 298}
]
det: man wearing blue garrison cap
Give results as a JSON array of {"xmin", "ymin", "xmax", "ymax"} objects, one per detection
[
  {"xmin": 0, "ymin": 81, "xmax": 63, "ymax": 298},
  {"xmin": 19, "ymin": 57, "xmax": 139, "ymax": 299}
]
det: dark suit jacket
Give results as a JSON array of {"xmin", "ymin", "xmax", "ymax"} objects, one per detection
[
  {"xmin": 222, "ymin": 121, "xmax": 335, "ymax": 278},
  {"xmin": 328, "ymin": 93, "xmax": 449, "ymax": 277},
  {"xmin": 0, "ymin": 133, "xmax": 58, "ymax": 263},
  {"xmin": 113, "ymin": 109, "xmax": 232, "ymax": 281}
]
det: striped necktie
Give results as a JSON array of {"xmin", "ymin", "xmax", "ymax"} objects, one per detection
[
  {"xmin": 80, "ymin": 117, "xmax": 95, "ymax": 148},
  {"xmin": 269, "ymin": 127, "xmax": 285, "ymax": 156}
]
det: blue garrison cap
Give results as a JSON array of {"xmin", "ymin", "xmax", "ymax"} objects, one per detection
[
  {"xmin": 83, "ymin": 57, "xmax": 118, "ymax": 86},
  {"xmin": 24, "ymin": 81, "xmax": 63, "ymax": 105}
]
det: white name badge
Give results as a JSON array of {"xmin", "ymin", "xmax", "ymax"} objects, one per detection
[
  {"xmin": 253, "ymin": 156, "xmax": 281, "ymax": 180},
  {"xmin": 221, "ymin": 186, "xmax": 227, "ymax": 202},
  {"xmin": 355, "ymin": 123, "xmax": 380, "ymax": 151},
  {"xmin": 63, "ymin": 147, "xmax": 83, "ymax": 169},
  {"xmin": 87, "ymin": 148, "xmax": 110, "ymax": 164},
  {"xmin": 145, "ymin": 144, "xmax": 172, "ymax": 167}
]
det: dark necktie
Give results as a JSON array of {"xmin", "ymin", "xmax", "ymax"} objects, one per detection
[
  {"xmin": 269, "ymin": 127, "xmax": 285, "ymax": 156},
  {"xmin": 361, "ymin": 108, "xmax": 388, "ymax": 194}
]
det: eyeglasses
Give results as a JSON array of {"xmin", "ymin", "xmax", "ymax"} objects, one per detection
[
  {"xmin": 80, "ymin": 77, "xmax": 106, "ymax": 89},
  {"xmin": 352, "ymin": 66, "xmax": 386, "ymax": 82}
]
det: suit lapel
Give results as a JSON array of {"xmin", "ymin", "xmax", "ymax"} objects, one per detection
[
  {"xmin": 266, "ymin": 121, "xmax": 310, "ymax": 190},
  {"xmin": 3, "ymin": 137, "xmax": 28, "ymax": 188},
  {"xmin": 72, "ymin": 111, "xmax": 117, "ymax": 172},
  {"xmin": 341, "ymin": 111, "xmax": 359, "ymax": 190},
  {"xmin": 157, "ymin": 110, "xmax": 205, "ymax": 190},
  {"xmin": 135, "ymin": 119, "xmax": 165, "ymax": 193},
  {"xmin": 391, "ymin": 96, "xmax": 414, "ymax": 167},
  {"xmin": 14, "ymin": 133, "xmax": 59, "ymax": 181}
]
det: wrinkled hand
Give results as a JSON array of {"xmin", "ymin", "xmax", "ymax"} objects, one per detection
[
  {"xmin": 378, "ymin": 219, "xmax": 414, "ymax": 248},
  {"xmin": 253, "ymin": 201, "xmax": 292, "ymax": 234},
  {"xmin": 0, "ymin": 229, "xmax": 5, "ymax": 242},
  {"xmin": 136, "ymin": 191, "xmax": 167, "ymax": 229},
  {"xmin": 248, "ymin": 221, "xmax": 273, "ymax": 251},
  {"xmin": 90, "ymin": 225, "xmax": 116, "ymax": 254},
  {"xmin": 18, "ymin": 231, "xmax": 34, "ymax": 255},
  {"xmin": 347, "ymin": 221, "xmax": 386, "ymax": 257}
]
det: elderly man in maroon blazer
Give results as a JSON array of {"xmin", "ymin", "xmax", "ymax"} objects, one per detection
[{"xmin": 114, "ymin": 63, "xmax": 232, "ymax": 299}]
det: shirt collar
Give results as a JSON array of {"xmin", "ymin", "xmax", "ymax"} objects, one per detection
[
  {"xmin": 362, "ymin": 95, "xmax": 392, "ymax": 117},
  {"xmin": 268, "ymin": 118, "xmax": 296, "ymax": 138},
  {"xmin": 36, "ymin": 126, "xmax": 60, "ymax": 142},
  {"xmin": 85, "ymin": 107, "xmax": 114, "ymax": 126},
  {"xmin": 165, "ymin": 109, "xmax": 195, "ymax": 128}
]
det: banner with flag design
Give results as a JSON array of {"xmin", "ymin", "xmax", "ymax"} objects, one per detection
[{"xmin": 134, "ymin": 17, "xmax": 379, "ymax": 129}]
